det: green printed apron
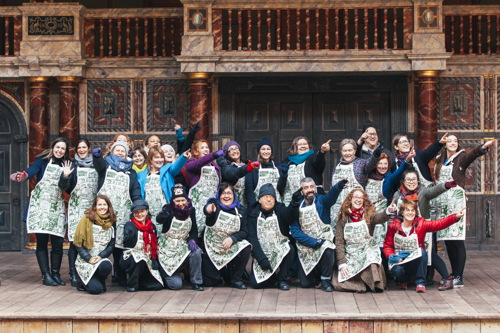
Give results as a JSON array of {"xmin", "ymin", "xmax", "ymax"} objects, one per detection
[
  {"xmin": 26, "ymin": 161, "xmax": 66, "ymax": 237},
  {"xmin": 144, "ymin": 173, "xmax": 167, "ymax": 236},
  {"xmin": 122, "ymin": 231, "xmax": 163, "ymax": 285},
  {"xmin": 254, "ymin": 163, "xmax": 282, "ymax": 203},
  {"xmin": 97, "ymin": 167, "xmax": 132, "ymax": 248},
  {"xmin": 338, "ymin": 220, "xmax": 382, "ymax": 282},
  {"xmin": 296, "ymin": 201, "xmax": 336, "ymax": 275},
  {"xmin": 234, "ymin": 176, "xmax": 247, "ymax": 208},
  {"xmin": 67, "ymin": 168, "xmax": 99, "ymax": 241},
  {"xmin": 75, "ymin": 225, "xmax": 114, "ymax": 285},
  {"xmin": 365, "ymin": 179, "xmax": 389, "ymax": 247},
  {"xmin": 330, "ymin": 163, "xmax": 363, "ymax": 233},
  {"xmin": 157, "ymin": 216, "xmax": 192, "ymax": 276},
  {"xmin": 252, "ymin": 212, "xmax": 291, "ymax": 284},
  {"xmin": 204, "ymin": 209, "xmax": 251, "ymax": 270},
  {"xmin": 189, "ymin": 165, "xmax": 219, "ymax": 236},
  {"xmin": 411, "ymin": 159, "xmax": 434, "ymax": 188},
  {"xmin": 388, "ymin": 231, "xmax": 422, "ymax": 270},
  {"xmin": 283, "ymin": 162, "xmax": 305, "ymax": 204},
  {"xmin": 434, "ymin": 151, "xmax": 467, "ymax": 241}
]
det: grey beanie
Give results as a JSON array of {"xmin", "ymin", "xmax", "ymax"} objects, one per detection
[
  {"xmin": 258, "ymin": 183, "xmax": 276, "ymax": 198},
  {"xmin": 111, "ymin": 141, "xmax": 130, "ymax": 156}
]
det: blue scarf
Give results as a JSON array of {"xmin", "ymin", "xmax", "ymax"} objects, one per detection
[
  {"xmin": 288, "ymin": 150, "xmax": 314, "ymax": 165},
  {"xmin": 105, "ymin": 154, "xmax": 132, "ymax": 172},
  {"xmin": 212, "ymin": 188, "xmax": 241, "ymax": 211}
]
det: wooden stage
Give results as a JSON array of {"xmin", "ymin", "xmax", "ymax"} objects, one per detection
[{"xmin": 1, "ymin": 250, "xmax": 500, "ymax": 332}]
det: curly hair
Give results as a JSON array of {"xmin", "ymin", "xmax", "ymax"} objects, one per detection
[
  {"xmin": 397, "ymin": 199, "xmax": 419, "ymax": 221},
  {"xmin": 336, "ymin": 189, "xmax": 376, "ymax": 225}
]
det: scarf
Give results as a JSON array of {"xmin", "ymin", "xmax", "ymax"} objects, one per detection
[
  {"xmin": 288, "ymin": 150, "xmax": 314, "ymax": 165},
  {"xmin": 73, "ymin": 213, "xmax": 114, "ymax": 250},
  {"xmin": 74, "ymin": 154, "xmax": 94, "ymax": 168},
  {"xmin": 105, "ymin": 154, "xmax": 132, "ymax": 172},
  {"xmin": 399, "ymin": 185, "xmax": 419, "ymax": 202},
  {"xmin": 396, "ymin": 151, "xmax": 410, "ymax": 165},
  {"xmin": 213, "ymin": 188, "xmax": 241, "ymax": 211},
  {"xmin": 132, "ymin": 163, "xmax": 147, "ymax": 173},
  {"xmin": 349, "ymin": 207, "xmax": 364, "ymax": 222},
  {"xmin": 260, "ymin": 160, "xmax": 274, "ymax": 168},
  {"xmin": 130, "ymin": 217, "xmax": 158, "ymax": 259},
  {"xmin": 170, "ymin": 198, "xmax": 193, "ymax": 220},
  {"xmin": 368, "ymin": 169, "xmax": 385, "ymax": 181}
]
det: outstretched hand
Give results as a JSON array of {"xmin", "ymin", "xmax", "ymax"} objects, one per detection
[
  {"xmin": 439, "ymin": 132, "xmax": 449, "ymax": 144},
  {"xmin": 321, "ymin": 139, "xmax": 331, "ymax": 153},
  {"xmin": 62, "ymin": 160, "xmax": 74, "ymax": 177},
  {"xmin": 456, "ymin": 207, "xmax": 466, "ymax": 220},
  {"xmin": 482, "ymin": 139, "xmax": 496, "ymax": 150}
]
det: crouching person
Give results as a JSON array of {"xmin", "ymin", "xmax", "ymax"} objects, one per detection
[
  {"xmin": 156, "ymin": 185, "xmax": 204, "ymax": 291},
  {"xmin": 121, "ymin": 200, "xmax": 163, "ymax": 292}
]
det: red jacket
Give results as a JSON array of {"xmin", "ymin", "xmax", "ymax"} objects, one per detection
[{"xmin": 383, "ymin": 214, "xmax": 458, "ymax": 258}]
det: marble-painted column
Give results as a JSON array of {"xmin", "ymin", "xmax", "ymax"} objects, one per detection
[
  {"xmin": 415, "ymin": 71, "xmax": 439, "ymax": 150},
  {"xmin": 57, "ymin": 77, "xmax": 80, "ymax": 156},
  {"xmin": 187, "ymin": 73, "xmax": 211, "ymax": 140}
]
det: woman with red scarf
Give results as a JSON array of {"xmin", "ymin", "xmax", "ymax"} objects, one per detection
[{"xmin": 121, "ymin": 200, "xmax": 163, "ymax": 292}]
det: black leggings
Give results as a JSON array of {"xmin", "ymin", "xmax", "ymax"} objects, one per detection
[
  {"xmin": 445, "ymin": 240, "xmax": 466, "ymax": 278},
  {"xmin": 35, "ymin": 233, "xmax": 64, "ymax": 254}
]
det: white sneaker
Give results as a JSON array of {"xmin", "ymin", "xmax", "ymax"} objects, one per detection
[{"xmin": 453, "ymin": 275, "xmax": 464, "ymax": 288}]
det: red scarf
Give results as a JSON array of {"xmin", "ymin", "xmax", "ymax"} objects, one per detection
[
  {"xmin": 399, "ymin": 185, "xmax": 419, "ymax": 202},
  {"xmin": 349, "ymin": 207, "xmax": 364, "ymax": 222},
  {"xmin": 130, "ymin": 217, "xmax": 158, "ymax": 259}
]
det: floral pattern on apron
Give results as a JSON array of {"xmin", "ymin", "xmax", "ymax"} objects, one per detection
[
  {"xmin": 144, "ymin": 173, "xmax": 167, "ymax": 236},
  {"xmin": 283, "ymin": 162, "xmax": 305, "ymax": 204},
  {"xmin": 75, "ymin": 225, "xmax": 114, "ymax": 285},
  {"xmin": 365, "ymin": 179, "xmax": 389, "ymax": 248},
  {"xmin": 204, "ymin": 209, "xmax": 251, "ymax": 270},
  {"xmin": 254, "ymin": 163, "xmax": 282, "ymax": 203},
  {"xmin": 252, "ymin": 212, "xmax": 291, "ymax": 284},
  {"xmin": 388, "ymin": 231, "xmax": 422, "ymax": 270},
  {"xmin": 97, "ymin": 167, "xmax": 132, "ymax": 249},
  {"xmin": 157, "ymin": 216, "xmax": 192, "ymax": 276},
  {"xmin": 122, "ymin": 232, "xmax": 163, "ymax": 285},
  {"xmin": 297, "ymin": 201, "xmax": 336, "ymax": 275},
  {"xmin": 67, "ymin": 168, "xmax": 98, "ymax": 241},
  {"xmin": 26, "ymin": 161, "xmax": 67, "ymax": 237},
  {"xmin": 189, "ymin": 165, "xmax": 219, "ymax": 236},
  {"xmin": 339, "ymin": 220, "xmax": 381, "ymax": 282},
  {"xmin": 234, "ymin": 176, "xmax": 247, "ymax": 207}
]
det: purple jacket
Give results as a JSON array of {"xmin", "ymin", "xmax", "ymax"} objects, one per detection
[{"xmin": 184, "ymin": 153, "xmax": 221, "ymax": 188}]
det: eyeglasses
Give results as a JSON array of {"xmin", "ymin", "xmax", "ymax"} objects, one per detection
[
  {"xmin": 228, "ymin": 148, "xmax": 239, "ymax": 153},
  {"xmin": 367, "ymin": 132, "xmax": 378, "ymax": 137},
  {"xmin": 221, "ymin": 191, "xmax": 233, "ymax": 196},
  {"xmin": 404, "ymin": 178, "xmax": 418, "ymax": 183},
  {"xmin": 398, "ymin": 140, "xmax": 410, "ymax": 145},
  {"xmin": 352, "ymin": 196, "xmax": 365, "ymax": 200}
]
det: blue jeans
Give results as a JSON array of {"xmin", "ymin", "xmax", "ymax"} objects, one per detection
[
  {"xmin": 390, "ymin": 249, "xmax": 428, "ymax": 285},
  {"xmin": 161, "ymin": 248, "xmax": 203, "ymax": 290}
]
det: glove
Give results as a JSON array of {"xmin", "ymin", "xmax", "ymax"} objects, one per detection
[
  {"xmin": 10, "ymin": 171, "xmax": 28, "ymax": 182},
  {"xmin": 314, "ymin": 239, "xmax": 325, "ymax": 249},
  {"xmin": 259, "ymin": 258, "xmax": 273, "ymax": 271},
  {"xmin": 190, "ymin": 123, "xmax": 201, "ymax": 134},
  {"xmin": 212, "ymin": 150, "xmax": 224, "ymax": 159},
  {"xmin": 337, "ymin": 179, "xmax": 348, "ymax": 190},
  {"xmin": 388, "ymin": 254, "xmax": 401, "ymax": 264},
  {"xmin": 151, "ymin": 259, "xmax": 160, "ymax": 270},
  {"xmin": 291, "ymin": 189, "xmax": 303, "ymax": 204},
  {"xmin": 92, "ymin": 148, "xmax": 102, "ymax": 158},
  {"xmin": 399, "ymin": 251, "xmax": 411, "ymax": 259},
  {"xmin": 373, "ymin": 143, "xmax": 384, "ymax": 158},
  {"xmin": 188, "ymin": 239, "xmax": 199, "ymax": 252},
  {"xmin": 445, "ymin": 180, "xmax": 457, "ymax": 189},
  {"xmin": 246, "ymin": 160, "xmax": 260, "ymax": 172}
]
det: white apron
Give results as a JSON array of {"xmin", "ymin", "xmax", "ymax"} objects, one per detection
[
  {"xmin": 26, "ymin": 161, "xmax": 66, "ymax": 237},
  {"xmin": 252, "ymin": 212, "xmax": 291, "ymax": 284},
  {"xmin": 157, "ymin": 216, "xmax": 192, "ymax": 276},
  {"xmin": 67, "ymin": 168, "xmax": 99, "ymax": 241},
  {"xmin": 389, "ymin": 231, "xmax": 422, "ymax": 270},
  {"xmin": 189, "ymin": 165, "xmax": 219, "ymax": 236},
  {"xmin": 254, "ymin": 163, "xmax": 282, "ymax": 203},
  {"xmin": 144, "ymin": 173, "xmax": 167, "ymax": 236},
  {"xmin": 338, "ymin": 220, "xmax": 382, "ymax": 282},
  {"xmin": 365, "ymin": 178, "xmax": 389, "ymax": 247},
  {"xmin": 296, "ymin": 201, "xmax": 336, "ymax": 275},
  {"xmin": 283, "ymin": 162, "xmax": 305, "ymax": 204},
  {"xmin": 234, "ymin": 176, "xmax": 247, "ymax": 207},
  {"xmin": 204, "ymin": 209, "xmax": 251, "ymax": 270},
  {"xmin": 97, "ymin": 167, "xmax": 132, "ymax": 248},
  {"xmin": 75, "ymin": 225, "xmax": 114, "ymax": 285},
  {"xmin": 122, "ymin": 231, "xmax": 163, "ymax": 285}
]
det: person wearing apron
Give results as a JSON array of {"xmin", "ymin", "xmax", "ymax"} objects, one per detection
[
  {"xmin": 184, "ymin": 139, "xmax": 224, "ymax": 237},
  {"xmin": 137, "ymin": 147, "xmax": 190, "ymax": 235},
  {"xmin": 434, "ymin": 136, "xmax": 496, "ymax": 288},
  {"xmin": 282, "ymin": 136, "xmax": 330, "ymax": 204},
  {"xmin": 103, "ymin": 133, "xmax": 134, "ymax": 158},
  {"xmin": 245, "ymin": 137, "xmax": 287, "ymax": 207},
  {"xmin": 10, "ymin": 137, "xmax": 69, "ymax": 287},
  {"xmin": 73, "ymin": 195, "xmax": 115, "ymax": 294},
  {"xmin": 247, "ymin": 184, "xmax": 298, "ymax": 290},
  {"xmin": 383, "ymin": 199, "xmax": 465, "ymax": 293},
  {"xmin": 93, "ymin": 141, "xmax": 142, "ymax": 287},
  {"xmin": 217, "ymin": 140, "xmax": 260, "ymax": 208},
  {"xmin": 121, "ymin": 200, "xmax": 163, "ymax": 292},
  {"xmin": 290, "ymin": 177, "xmax": 347, "ymax": 292},
  {"xmin": 355, "ymin": 123, "xmax": 396, "ymax": 171},
  {"xmin": 333, "ymin": 189, "xmax": 396, "ymax": 292},
  {"xmin": 202, "ymin": 183, "xmax": 252, "ymax": 289},
  {"xmin": 330, "ymin": 139, "xmax": 381, "ymax": 233},
  {"xmin": 156, "ymin": 185, "xmax": 204, "ymax": 291},
  {"xmin": 132, "ymin": 147, "xmax": 148, "ymax": 174},
  {"xmin": 58, "ymin": 138, "xmax": 99, "ymax": 287}
]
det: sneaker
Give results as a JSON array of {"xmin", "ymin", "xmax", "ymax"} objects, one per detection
[
  {"xmin": 438, "ymin": 277, "xmax": 454, "ymax": 291},
  {"xmin": 453, "ymin": 275, "xmax": 464, "ymax": 288},
  {"xmin": 397, "ymin": 282, "xmax": 408, "ymax": 290},
  {"xmin": 416, "ymin": 284, "xmax": 426, "ymax": 293}
]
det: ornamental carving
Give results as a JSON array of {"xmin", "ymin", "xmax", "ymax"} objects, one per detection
[
  {"xmin": 146, "ymin": 79, "xmax": 189, "ymax": 132},
  {"xmin": 438, "ymin": 77, "xmax": 480, "ymax": 130},
  {"xmin": 87, "ymin": 80, "xmax": 130, "ymax": 133},
  {"xmin": 28, "ymin": 16, "xmax": 74, "ymax": 36}
]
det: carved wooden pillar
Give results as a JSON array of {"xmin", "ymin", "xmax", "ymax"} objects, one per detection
[
  {"xmin": 415, "ymin": 71, "xmax": 439, "ymax": 150},
  {"xmin": 187, "ymin": 73, "xmax": 211, "ymax": 141},
  {"xmin": 58, "ymin": 77, "xmax": 80, "ymax": 157}
]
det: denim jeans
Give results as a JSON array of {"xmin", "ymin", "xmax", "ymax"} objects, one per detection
[{"xmin": 390, "ymin": 249, "xmax": 428, "ymax": 285}]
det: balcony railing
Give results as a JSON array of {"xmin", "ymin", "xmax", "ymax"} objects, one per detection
[
  {"xmin": 213, "ymin": 8, "xmax": 413, "ymax": 51},
  {"xmin": 444, "ymin": 14, "xmax": 499, "ymax": 55},
  {"xmin": 0, "ymin": 15, "xmax": 21, "ymax": 56}
]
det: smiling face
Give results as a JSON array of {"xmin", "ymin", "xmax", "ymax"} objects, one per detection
[
  {"xmin": 395, "ymin": 136, "xmax": 411, "ymax": 154},
  {"xmin": 146, "ymin": 135, "xmax": 161, "ymax": 149},
  {"xmin": 150, "ymin": 153, "xmax": 165, "ymax": 170},
  {"xmin": 116, "ymin": 135, "xmax": 127, "ymax": 143},
  {"xmin": 301, "ymin": 180, "xmax": 317, "ymax": 202},
  {"xmin": 197, "ymin": 142, "xmax": 210, "ymax": 158},
  {"xmin": 219, "ymin": 188, "xmax": 235, "ymax": 207},
  {"xmin": 133, "ymin": 209, "xmax": 148, "ymax": 223},
  {"xmin": 112, "ymin": 145, "xmax": 127, "ymax": 159},
  {"xmin": 297, "ymin": 139, "xmax": 310, "ymax": 154},
  {"xmin": 376, "ymin": 158, "xmax": 389, "ymax": 175},
  {"xmin": 173, "ymin": 197, "xmax": 187, "ymax": 209},
  {"xmin": 364, "ymin": 127, "xmax": 379, "ymax": 148},
  {"xmin": 341, "ymin": 143, "xmax": 356, "ymax": 163},
  {"xmin": 402, "ymin": 206, "xmax": 417, "ymax": 223},
  {"xmin": 403, "ymin": 172, "xmax": 419, "ymax": 191},
  {"xmin": 77, "ymin": 141, "xmax": 89, "ymax": 159},
  {"xmin": 96, "ymin": 198, "xmax": 109, "ymax": 215},
  {"xmin": 162, "ymin": 146, "xmax": 176, "ymax": 162},
  {"xmin": 259, "ymin": 194, "xmax": 275, "ymax": 211},
  {"xmin": 53, "ymin": 142, "xmax": 67, "ymax": 159},
  {"xmin": 446, "ymin": 135, "xmax": 459, "ymax": 154},
  {"xmin": 350, "ymin": 190, "xmax": 365, "ymax": 210},
  {"xmin": 133, "ymin": 150, "xmax": 145, "ymax": 166},
  {"xmin": 259, "ymin": 145, "xmax": 272, "ymax": 162},
  {"xmin": 227, "ymin": 145, "xmax": 241, "ymax": 162}
]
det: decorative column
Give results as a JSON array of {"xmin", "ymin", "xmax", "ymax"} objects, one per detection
[
  {"xmin": 187, "ymin": 72, "xmax": 211, "ymax": 140},
  {"xmin": 415, "ymin": 71, "xmax": 439, "ymax": 150},
  {"xmin": 58, "ymin": 77, "xmax": 80, "ymax": 156}
]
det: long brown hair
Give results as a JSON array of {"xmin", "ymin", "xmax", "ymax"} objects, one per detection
[
  {"xmin": 434, "ymin": 134, "xmax": 463, "ymax": 181},
  {"xmin": 38, "ymin": 137, "xmax": 69, "ymax": 160},
  {"xmin": 85, "ymin": 195, "xmax": 117, "ymax": 223},
  {"xmin": 336, "ymin": 189, "xmax": 375, "ymax": 224}
]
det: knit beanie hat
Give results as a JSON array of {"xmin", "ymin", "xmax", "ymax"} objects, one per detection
[
  {"xmin": 223, "ymin": 140, "xmax": 240, "ymax": 152},
  {"xmin": 111, "ymin": 141, "xmax": 130, "ymax": 156},
  {"xmin": 171, "ymin": 185, "xmax": 188, "ymax": 200},
  {"xmin": 257, "ymin": 137, "xmax": 273, "ymax": 152},
  {"xmin": 258, "ymin": 183, "xmax": 276, "ymax": 198}
]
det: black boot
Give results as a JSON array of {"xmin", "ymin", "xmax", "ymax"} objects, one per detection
[
  {"xmin": 35, "ymin": 251, "xmax": 57, "ymax": 286},
  {"xmin": 68, "ymin": 243, "xmax": 78, "ymax": 287},
  {"xmin": 51, "ymin": 251, "xmax": 66, "ymax": 286}
]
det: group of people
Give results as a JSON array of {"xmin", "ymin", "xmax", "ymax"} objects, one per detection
[{"xmin": 10, "ymin": 122, "xmax": 495, "ymax": 295}]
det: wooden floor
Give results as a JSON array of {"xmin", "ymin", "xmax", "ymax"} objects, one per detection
[{"xmin": 1, "ymin": 250, "xmax": 500, "ymax": 332}]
